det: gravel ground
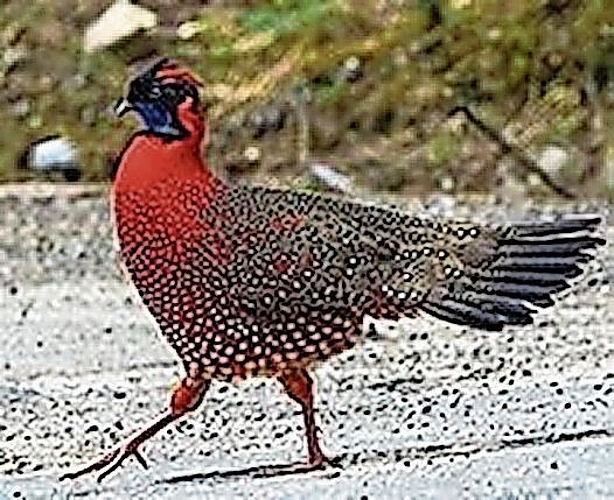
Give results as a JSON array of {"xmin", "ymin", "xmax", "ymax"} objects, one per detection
[{"xmin": 0, "ymin": 185, "xmax": 612, "ymax": 500}]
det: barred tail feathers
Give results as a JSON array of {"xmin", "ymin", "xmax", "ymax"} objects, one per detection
[{"xmin": 419, "ymin": 215, "xmax": 605, "ymax": 331}]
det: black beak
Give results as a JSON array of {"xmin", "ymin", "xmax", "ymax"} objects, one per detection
[{"xmin": 114, "ymin": 97, "xmax": 133, "ymax": 117}]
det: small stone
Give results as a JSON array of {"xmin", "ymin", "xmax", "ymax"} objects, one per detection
[
  {"xmin": 344, "ymin": 56, "xmax": 360, "ymax": 73},
  {"xmin": 84, "ymin": 0, "xmax": 158, "ymax": 53},
  {"xmin": 487, "ymin": 28, "xmax": 502, "ymax": 40},
  {"xmin": 527, "ymin": 173, "xmax": 542, "ymax": 187},
  {"xmin": 441, "ymin": 86, "xmax": 454, "ymax": 98},
  {"xmin": 9, "ymin": 100, "xmax": 29, "ymax": 118},
  {"xmin": 309, "ymin": 163, "xmax": 353, "ymax": 193},
  {"xmin": 244, "ymin": 146, "xmax": 261, "ymax": 164},
  {"xmin": 177, "ymin": 21, "xmax": 200, "ymax": 40},
  {"xmin": 342, "ymin": 56, "xmax": 362, "ymax": 82},
  {"xmin": 538, "ymin": 146, "xmax": 569, "ymax": 176},
  {"xmin": 440, "ymin": 176, "xmax": 455, "ymax": 192},
  {"xmin": 28, "ymin": 136, "xmax": 79, "ymax": 172},
  {"xmin": 113, "ymin": 390, "xmax": 126, "ymax": 400},
  {"xmin": 3, "ymin": 45, "xmax": 28, "ymax": 69},
  {"xmin": 38, "ymin": 75, "xmax": 55, "ymax": 92}
]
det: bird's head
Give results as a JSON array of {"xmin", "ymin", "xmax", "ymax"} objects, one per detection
[{"xmin": 115, "ymin": 58, "xmax": 204, "ymax": 140}]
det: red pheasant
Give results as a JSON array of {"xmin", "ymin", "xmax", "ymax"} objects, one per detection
[{"xmin": 61, "ymin": 59, "xmax": 604, "ymax": 481}]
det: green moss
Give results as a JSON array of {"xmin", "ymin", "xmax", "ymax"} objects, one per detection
[
  {"xmin": 426, "ymin": 131, "xmax": 462, "ymax": 169},
  {"xmin": 238, "ymin": 0, "xmax": 333, "ymax": 36}
]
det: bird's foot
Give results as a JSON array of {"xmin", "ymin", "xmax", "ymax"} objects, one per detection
[
  {"xmin": 60, "ymin": 411, "xmax": 178, "ymax": 482},
  {"xmin": 59, "ymin": 440, "xmax": 148, "ymax": 482},
  {"xmin": 309, "ymin": 451, "xmax": 327, "ymax": 468},
  {"xmin": 272, "ymin": 452, "xmax": 339, "ymax": 476},
  {"xmin": 308, "ymin": 450, "xmax": 341, "ymax": 470}
]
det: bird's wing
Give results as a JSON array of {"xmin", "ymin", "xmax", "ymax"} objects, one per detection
[
  {"xmin": 211, "ymin": 185, "xmax": 604, "ymax": 331},
  {"xmin": 210, "ymin": 186, "xmax": 380, "ymax": 320}
]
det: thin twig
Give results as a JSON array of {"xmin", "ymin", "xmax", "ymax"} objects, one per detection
[{"xmin": 449, "ymin": 105, "xmax": 575, "ymax": 199}]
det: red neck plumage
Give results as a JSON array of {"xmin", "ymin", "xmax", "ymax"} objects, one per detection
[{"xmin": 112, "ymin": 101, "xmax": 213, "ymax": 194}]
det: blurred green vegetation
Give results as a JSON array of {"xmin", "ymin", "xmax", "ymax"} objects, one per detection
[{"xmin": 1, "ymin": 0, "xmax": 614, "ymax": 197}]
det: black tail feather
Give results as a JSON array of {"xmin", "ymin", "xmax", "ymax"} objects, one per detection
[
  {"xmin": 486, "ymin": 269, "xmax": 576, "ymax": 285},
  {"xmin": 467, "ymin": 282, "xmax": 557, "ymax": 307},
  {"xmin": 420, "ymin": 214, "xmax": 604, "ymax": 331},
  {"xmin": 510, "ymin": 216, "xmax": 603, "ymax": 237}
]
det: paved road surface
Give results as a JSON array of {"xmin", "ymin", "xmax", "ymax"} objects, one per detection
[{"xmin": 0, "ymin": 187, "xmax": 612, "ymax": 499}]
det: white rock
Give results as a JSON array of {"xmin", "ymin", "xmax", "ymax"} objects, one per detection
[
  {"xmin": 244, "ymin": 146, "xmax": 261, "ymax": 163},
  {"xmin": 439, "ymin": 175, "xmax": 455, "ymax": 192},
  {"xmin": 84, "ymin": 0, "xmax": 158, "ymax": 54},
  {"xmin": 527, "ymin": 173, "xmax": 542, "ymax": 187},
  {"xmin": 3, "ymin": 45, "xmax": 28, "ymax": 68},
  {"xmin": 177, "ymin": 21, "xmax": 200, "ymax": 41},
  {"xmin": 10, "ymin": 99, "xmax": 29, "ymax": 118},
  {"xmin": 344, "ymin": 56, "xmax": 360, "ymax": 73},
  {"xmin": 538, "ymin": 145, "xmax": 569, "ymax": 176},
  {"xmin": 309, "ymin": 163, "xmax": 353, "ymax": 193},
  {"xmin": 30, "ymin": 137, "xmax": 78, "ymax": 171}
]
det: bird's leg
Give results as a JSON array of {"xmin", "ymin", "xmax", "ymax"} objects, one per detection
[
  {"xmin": 277, "ymin": 367, "xmax": 327, "ymax": 467},
  {"xmin": 60, "ymin": 377, "xmax": 210, "ymax": 482}
]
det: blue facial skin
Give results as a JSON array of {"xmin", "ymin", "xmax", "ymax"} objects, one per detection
[{"xmin": 132, "ymin": 100, "xmax": 184, "ymax": 137}]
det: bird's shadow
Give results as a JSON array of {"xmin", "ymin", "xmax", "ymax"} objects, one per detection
[
  {"xmin": 157, "ymin": 457, "xmax": 343, "ymax": 485},
  {"xmin": 155, "ymin": 426, "xmax": 614, "ymax": 485},
  {"xmin": 156, "ymin": 444, "xmax": 454, "ymax": 485}
]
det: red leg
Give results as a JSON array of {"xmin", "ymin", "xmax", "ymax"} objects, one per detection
[
  {"xmin": 60, "ymin": 377, "xmax": 209, "ymax": 482},
  {"xmin": 277, "ymin": 368, "xmax": 327, "ymax": 466}
]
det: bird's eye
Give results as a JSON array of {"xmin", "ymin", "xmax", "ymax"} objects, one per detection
[{"xmin": 162, "ymin": 85, "xmax": 180, "ymax": 99}]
